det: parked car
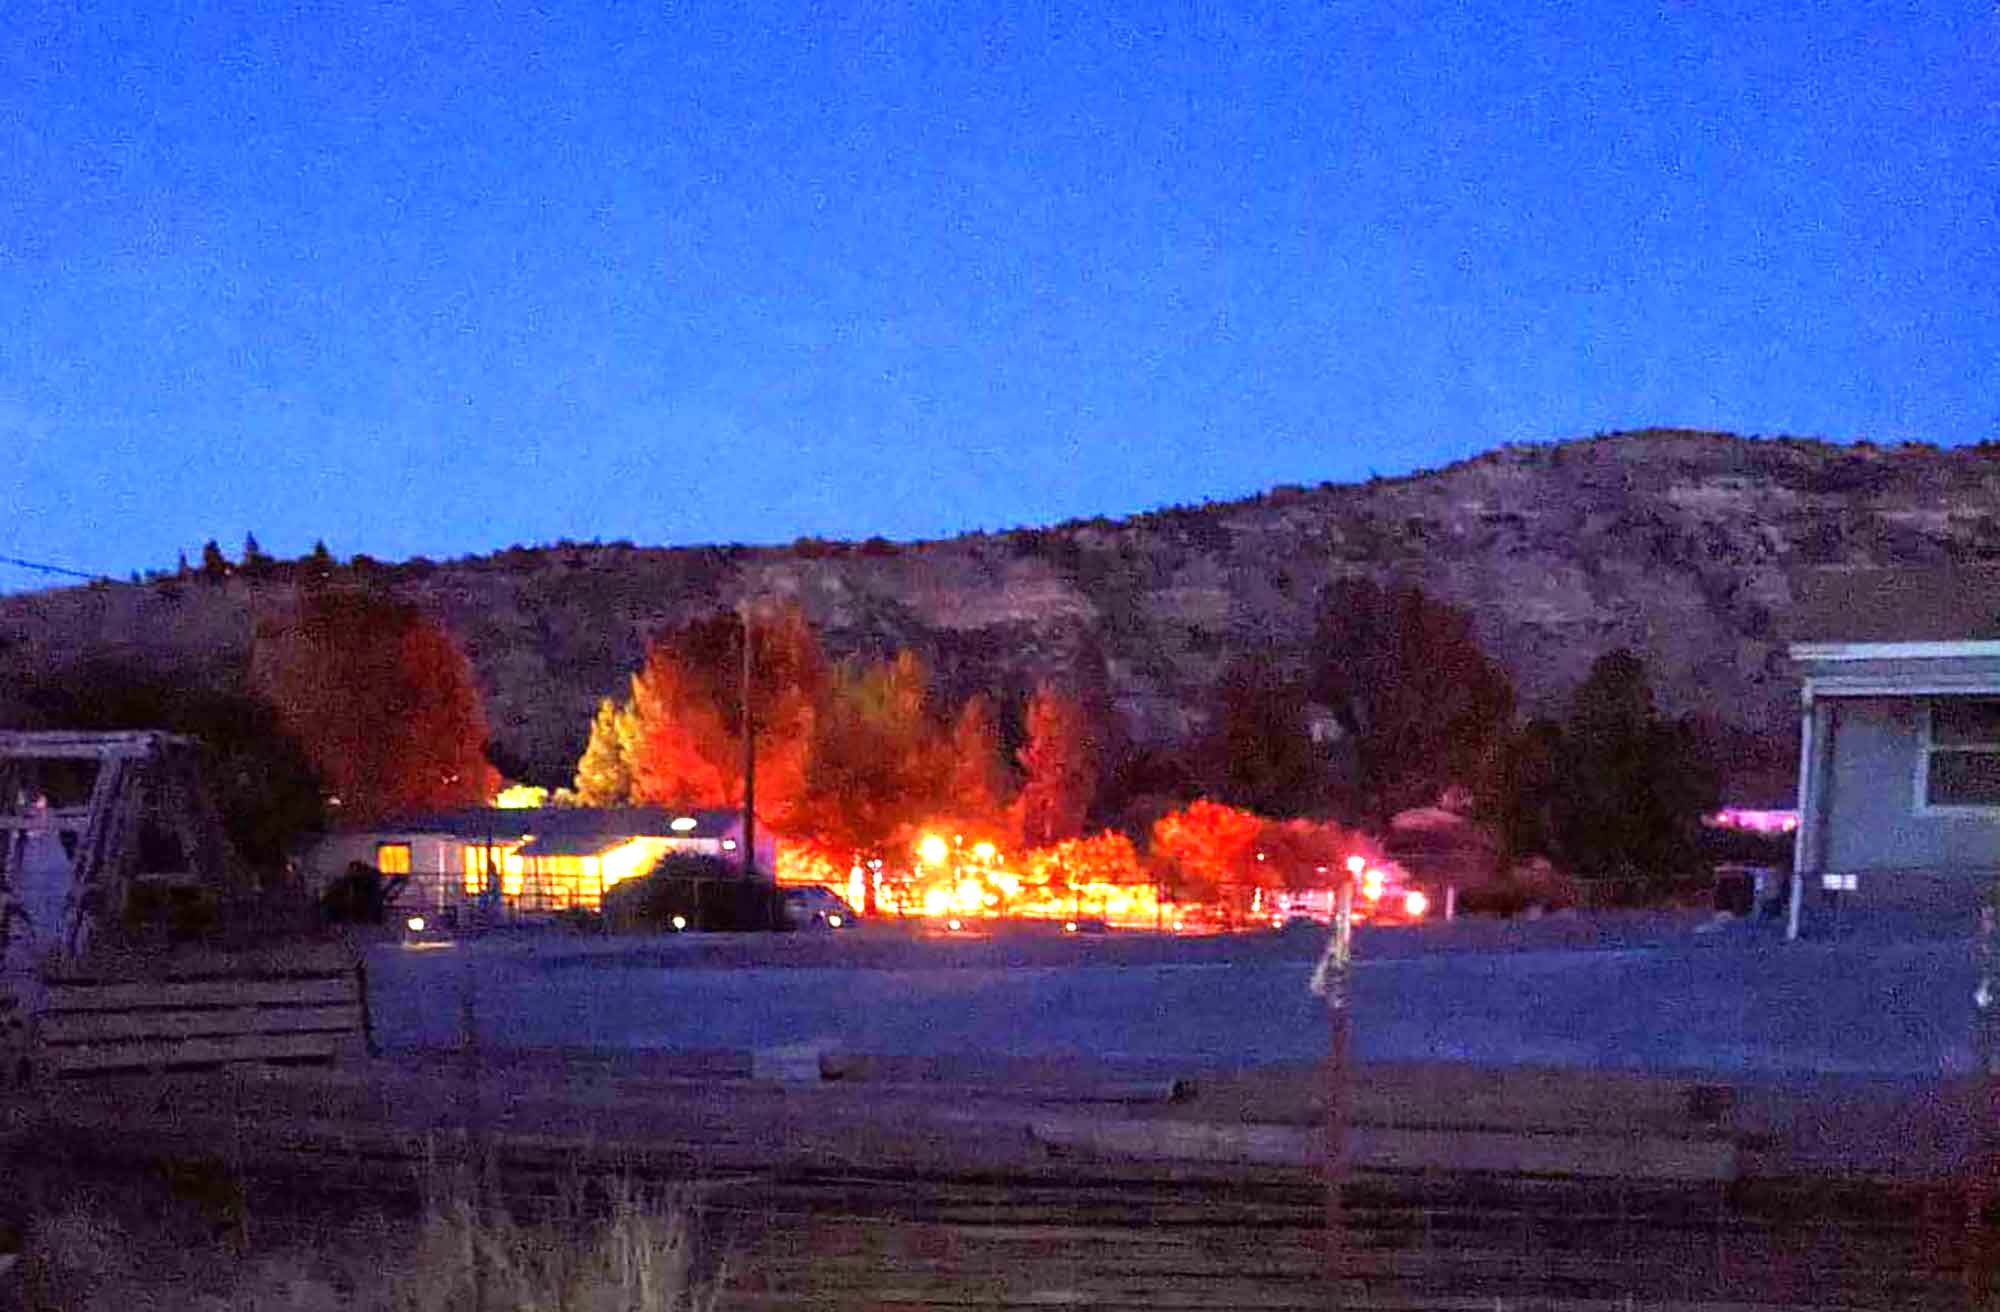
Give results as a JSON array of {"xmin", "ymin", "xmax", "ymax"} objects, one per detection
[{"xmin": 783, "ymin": 885, "xmax": 858, "ymax": 930}]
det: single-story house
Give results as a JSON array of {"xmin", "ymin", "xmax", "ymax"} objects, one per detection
[
  {"xmin": 298, "ymin": 806, "xmax": 775, "ymax": 919},
  {"xmin": 1789, "ymin": 569, "xmax": 2000, "ymax": 929}
]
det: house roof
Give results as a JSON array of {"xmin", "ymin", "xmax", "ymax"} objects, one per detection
[
  {"xmin": 1384, "ymin": 807, "xmax": 1501, "ymax": 855},
  {"xmin": 1792, "ymin": 568, "xmax": 2000, "ymax": 643},
  {"xmin": 370, "ymin": 805, "xmax": 741, "ymax": 842}
]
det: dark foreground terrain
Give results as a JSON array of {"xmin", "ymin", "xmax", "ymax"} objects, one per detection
[{"xmin": 4, "ymin": 912, "xmax": 1992, "ymax": 1309}]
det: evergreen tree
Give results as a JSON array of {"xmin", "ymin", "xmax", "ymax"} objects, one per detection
[
  {"xmin": 1211, "ymin": 654, "xmax": 1322, "ymax": 817},
  {"xmin": 1310, "ymin": 578, "xmax": 1515, "ymax": 825},
  {"xmin": 1549, "ymin": 649, "xmax": 1718, "ymax": 898},
  {"xmin": 947, "ymin": 692, "xmax": 1016, "ymax": 835},
  {"xmin": 198, "ymin": 539, "xmax": 230, "ymax": 582},
  {"xmin": 572, "ymin": 697, "xmax": 636, "ymax": 804},
  {"xmin": 1014, "ymin": 683, "xmax": 1099, "ymax": 848},
  {"xmin": 1492, "ymin": 717, "xmax": 1566, "ymax": 867},
  {"xmin": 240, "ymin": 533, "xmax": 274, "ymax": 580}
]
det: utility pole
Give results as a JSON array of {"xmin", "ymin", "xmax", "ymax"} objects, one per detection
[{"xmin": 739, "ymin": 601, "xmax": 759, "ymax": 896}]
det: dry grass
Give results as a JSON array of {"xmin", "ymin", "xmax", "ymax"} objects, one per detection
[
  {"xmin": 370, "ymin": 1178, "xmax": 718, "ymax": 1312},
  {"xmin": 10, "ymin": 1167, "xmax": 721, "ymax": 1312}
]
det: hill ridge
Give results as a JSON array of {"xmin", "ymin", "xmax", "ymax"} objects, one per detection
[{"xmin": 5, "ymin": 429, "xmax": 1995, "ymax": 795}]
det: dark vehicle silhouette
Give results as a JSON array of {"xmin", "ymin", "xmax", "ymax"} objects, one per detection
[{"xmin": 603, "ymin": 853, "xmax": 783, "ymax": 933}]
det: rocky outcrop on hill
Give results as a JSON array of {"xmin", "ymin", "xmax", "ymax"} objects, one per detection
[{"xmin": 5, "ymin": 430, "xmax": 1997, "ymax": 793}]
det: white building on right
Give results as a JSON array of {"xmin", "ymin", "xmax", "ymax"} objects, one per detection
[{"xmin": 1788, "ymin": 569, "xmax": 2000, "ymax": 935}]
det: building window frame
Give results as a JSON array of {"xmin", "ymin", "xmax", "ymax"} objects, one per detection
[
  {"xmin": 375, "ymin": 842, "xmax": 413, "ymax": 874},
  {"xmin": 1916, "ymin": 698, "xmax": 2000, "ymax": 815}
]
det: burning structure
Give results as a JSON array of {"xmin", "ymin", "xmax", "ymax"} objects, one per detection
[{"xmin": 775, "ymin": 821, "xmax": 1405, "ymax": 933}]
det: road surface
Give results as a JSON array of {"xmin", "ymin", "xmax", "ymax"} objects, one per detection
[{"xmin": 363, "ymin": 912, "xmax": 1980, "ymax": 1078}]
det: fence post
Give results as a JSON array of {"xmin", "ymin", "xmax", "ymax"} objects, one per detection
[
  {"xmin": 1311, "ymin": 879, "xmax": 1355, "ymax": 1297},
  {"xmin": 1969, "ymin": 892, "xmax": 2000, "ymax": 1293}
]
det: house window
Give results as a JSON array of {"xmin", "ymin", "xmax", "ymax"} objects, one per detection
[
  {"xmin": 1923, "ymin": 700, "xmax": 2000, "ymax": 809},
  {"xmin": 463, "ymin": 845, "xmax": 525, "ymax": 898},
  {"xmin": 376, "ymin": 843, "xmax": 412, "ymax": 875}
]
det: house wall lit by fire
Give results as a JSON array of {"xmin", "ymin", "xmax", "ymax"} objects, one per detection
[{"xmin": 298, "ymin": 806, "xmax": 774, "ymax": 918}]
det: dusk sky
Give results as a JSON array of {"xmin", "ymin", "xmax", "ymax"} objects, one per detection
[{"xmin": 4, "ymin": 1, "xmax": 1996, "ymax": 589}]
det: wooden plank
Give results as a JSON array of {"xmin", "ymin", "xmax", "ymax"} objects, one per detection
[
  {"xmin": 1031, "ymin": 1117, "xmax": 1316, "ymax": 1167},
  {"xmin": 46, "ymin": 941, "xmax": 358, "ymax": 983},
  {"xmin": 1350, "ymin": 1125, "xmax": 1736, "ymax": 1182},
  {"xmin": 1028, "ymin": 1117, "xmax": 1735, "ymax": 1182},
  {"xmin": 1350, "ymin": 1065, "xmax": 1729, "ymax": 1132},
  {"xmin": 44, "ymin": 1030, "xmax": 346, "ymax": 1074},
  {"xmin": 0, "ymin": 731, "xmax": 189, "ymax": 760},
  {"xmin": 39, "ymin": 1002, "xmax": 365, "ymax": 1044},
  {"xmin": 1155, "ymin": 1062, "xmax": 1731, "ymax": 1132},
  {"xmin": 45, "ymin": 976, "xmax": 357, "ymax": 1012}
]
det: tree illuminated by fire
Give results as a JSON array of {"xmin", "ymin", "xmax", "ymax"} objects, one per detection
[
  {"xmin": 782, "ymin": 650, "xmax": 949, "ymax": 886},
  {"xmin": 253, "ymin": 586, "xmax": 497, "ymax": 825},
  {"xmin": 568, "ymin": 606, "xmax": 1411, "ymax": 928},
  {"xmin": 1013, "ymin": 682, "xmax": 1097, "ymax": 847},
  {"xmin": 571, "ymin": 603, "xmax": 826, "ymax": 821}
]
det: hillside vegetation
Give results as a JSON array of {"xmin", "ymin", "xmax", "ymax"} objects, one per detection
[{"xmin": 5, "ymin": 429, "xmax": 1994, "ymax": 793}]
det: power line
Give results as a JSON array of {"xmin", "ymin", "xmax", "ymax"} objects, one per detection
[{"xmin": 0, "ymin": 552, "xmax": 108, "ymax": 582}]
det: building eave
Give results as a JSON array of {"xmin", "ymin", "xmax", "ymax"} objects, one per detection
[
  {"xmin": 1790, "ymin": 640, "xmax": 2000, "ymax": 662},
  {"xmin": 1802, "ymin": 677, "xmax": 2000, "ymax": 700}
]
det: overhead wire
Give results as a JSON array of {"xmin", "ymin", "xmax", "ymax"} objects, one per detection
[{"xmin": 0, "ymin": 552, "xmax": 110, "ymax": 582}]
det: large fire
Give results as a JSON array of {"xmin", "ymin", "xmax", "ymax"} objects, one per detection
[
  {"xmin": 775, "ymin": 830, "xmax": 1169, "ymax": 925},
  {"xmin": 772, "ymin": 825, "xmax": 1415, "ymax": 932}
]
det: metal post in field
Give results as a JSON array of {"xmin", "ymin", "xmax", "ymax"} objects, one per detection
[
  {"xmin": 741, "ymin": 605, "xmax": 755, "ymax": 882},
  {"xmin": 1969, "ymin": 892, "xmax": 2000, "ymax": 1291},
  {"xmin": 1311, "ymin": 878, "xmax": 1356, "ymax": 1296}
]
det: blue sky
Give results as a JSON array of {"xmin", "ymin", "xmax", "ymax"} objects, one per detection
[{"xmin": 3, "ymin": 1, "xmax": 1996, "ymax": 586}]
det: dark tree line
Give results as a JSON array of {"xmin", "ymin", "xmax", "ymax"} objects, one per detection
[
  {"xmin": 1200, "ymin": 579, "xmax": 1722, "ymax": 899},
  {"xmin": 15, "ymin": 550, "xmax": 1724, "ymax": 903},
  {"xmin": 3, "ymin": 583, "xmax": 498, "ymax": 874},
  {"xmin": 1500, "ymin": 649, "xmax": 1720, "ymax": 891},
  {"xmin": 2, "ymin": 657, "xmax": 324, "ymax": 874}
]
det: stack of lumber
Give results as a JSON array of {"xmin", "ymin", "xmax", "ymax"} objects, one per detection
[{"xmin": 33, "ymin": 941, "xmax": 368, "ymax": 1078}]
